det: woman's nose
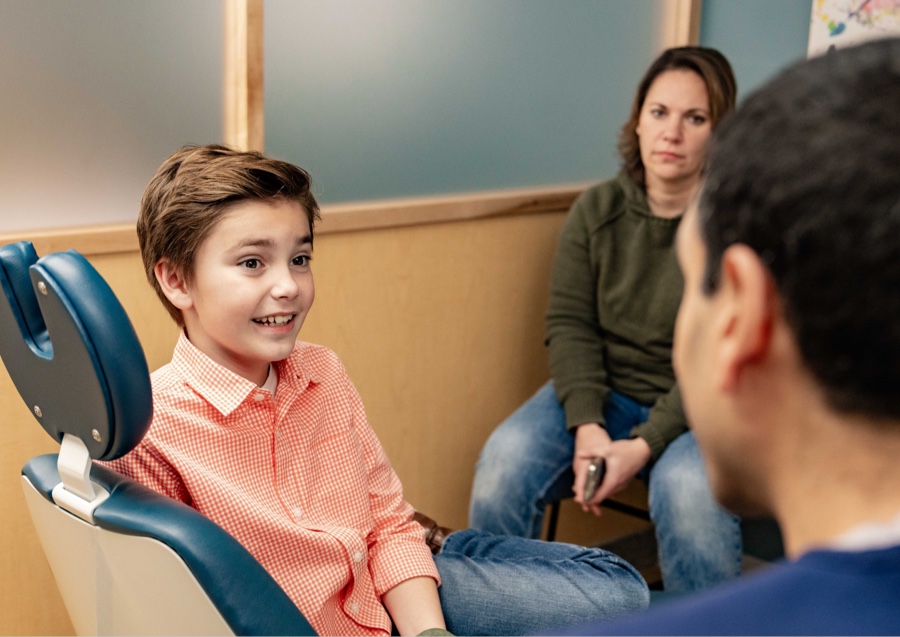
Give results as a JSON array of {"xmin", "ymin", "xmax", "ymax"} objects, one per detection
[{"xmin": 662, "ymin": 119, "xmax": 683, "ymax": 141}]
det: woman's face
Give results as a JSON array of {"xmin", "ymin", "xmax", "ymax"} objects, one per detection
[{"xmin": 636, "ymin": 69, "xmax": 712, "ymax": 191}]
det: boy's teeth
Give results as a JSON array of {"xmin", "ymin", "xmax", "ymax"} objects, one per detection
[{"xmin": 257, "ymin": 315, "xmax": 292, "ymax": 325}]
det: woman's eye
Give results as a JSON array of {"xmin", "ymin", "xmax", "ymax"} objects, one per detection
[
  {"xmin": 241, "ymin": 259, "xmax": 260, "ymax": 269},
  {"xmin": 688, "ymin": 114, "xmax": 708, "ymax": 125},
  {"xmin": 650, "ymin": 108, "xmax": 665, "ymax": 118}
]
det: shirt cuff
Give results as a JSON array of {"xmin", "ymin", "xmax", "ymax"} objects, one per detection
[{"xmin": 369, "ymin": 538, "xmax": 440, "ymax": 598}]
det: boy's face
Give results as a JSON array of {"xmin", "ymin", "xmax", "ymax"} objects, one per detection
[{"xmin": 171, "ymin": 198, "xmax": 314, "ymax": 385}]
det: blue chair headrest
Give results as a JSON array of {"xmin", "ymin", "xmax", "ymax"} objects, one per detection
[{"xmin": 0, "ymin": 241, "xmax": 152, "ymax": 460}]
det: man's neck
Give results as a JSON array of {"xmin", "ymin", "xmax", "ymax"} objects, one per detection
[{"xmin": 773, "ymin": 409, "xmax": 900, "ymax": 558}]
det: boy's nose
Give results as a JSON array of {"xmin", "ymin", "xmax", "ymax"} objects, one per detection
[{"xmin": 271, "ymin": 268, "xmax": 301, "ymax": 298}]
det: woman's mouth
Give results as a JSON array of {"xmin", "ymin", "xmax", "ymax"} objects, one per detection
[{"xmin": 654, "ymin": 151, "xmax": 684, "ymax": 160}]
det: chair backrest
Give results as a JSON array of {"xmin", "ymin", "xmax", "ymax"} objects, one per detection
[{"xmin": 1, "ymin": 241, "xmax": 315, "ymax": 636}]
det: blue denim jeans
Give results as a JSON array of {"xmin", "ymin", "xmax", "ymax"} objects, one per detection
[
  {"xmin": 434, "ymin": 528, "xmax": 649, "ymax": 635},
  {"xmin": 469, "ymin": 381, "xmax": 742, "ymax": 593}
]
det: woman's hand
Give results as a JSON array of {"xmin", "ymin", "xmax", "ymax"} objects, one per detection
[
  {"xmin": 572, "ymin": 423, "xmax": 612, "ymax": 509},
  {"xmin": 573, "ymin": 424, "xmax": 652, "ymax": 515}
]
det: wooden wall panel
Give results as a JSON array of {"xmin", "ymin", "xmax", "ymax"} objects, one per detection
[
  {"xmin": 302, "ymin": 213, "xmax": 567, "ymax": 526},
  {"xmin": 0, "ymin": 365, "xmax": 74, "ymax": 636}
]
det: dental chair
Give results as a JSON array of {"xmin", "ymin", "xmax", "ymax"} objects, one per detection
[{"xmin": 1, "ymin": 241, "xmax": 315, "ymax": 636}]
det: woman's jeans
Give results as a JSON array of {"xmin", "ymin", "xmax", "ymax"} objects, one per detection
[
  {"xmin": 434, "ymin": 528, "xmax": 649, "ymax": 635},
  {"xmin": 469, "ymin": 381, "xmax": 742, "ymax": 593}
]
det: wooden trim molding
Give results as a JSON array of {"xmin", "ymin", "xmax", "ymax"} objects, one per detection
[
  {"xmin": 0, "ymin": 184, "xmax": 588, "ymax": 258},
  {"xmin": 223, "ymin": 0, "xmax": 265, "ymax": 151},
  {"xmin": 0, "ymin": 224, "xmax": 140, "ymax": 259},
  {"xmin": 318, "ymin": 183, "xmax": 588, "ymax": 235},
  {"xmin": 659, "ymin": 0, "xmax": 703, "ymax": 49}
]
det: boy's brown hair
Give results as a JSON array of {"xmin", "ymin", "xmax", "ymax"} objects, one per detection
[{"xmin": 138, "ymin": 144, "xmax": 321, "ymax": 325}]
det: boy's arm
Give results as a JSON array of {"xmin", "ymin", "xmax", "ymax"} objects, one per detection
[
  {"xmin": 101, "ymin": 437, "xmax": 191, "ymax": 504},
  {"xmin": 339, "ymin": 370, "xmax": 441, "ymax": 597},
  {"xmin": 382, "ymin": 576, "xmax": 446, "ymax": 636}
]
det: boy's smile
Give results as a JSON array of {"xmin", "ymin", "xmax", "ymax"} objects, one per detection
[{"xmin": 161, "ymin": 198, "xmax": 315, "ymax": 386}]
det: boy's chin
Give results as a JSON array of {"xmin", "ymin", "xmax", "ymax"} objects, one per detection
[{"xmin": 267, "ymin": 341, "xmax": 298, "ymax": 362}]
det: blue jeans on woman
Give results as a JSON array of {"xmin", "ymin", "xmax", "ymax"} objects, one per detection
[
  {"xmin": 469, "ymin": 381, "xmax": 742, "ymax": 593},
  {"xmin": 434, "ymin": 528, "xmax": 649, "ymax": 635}
]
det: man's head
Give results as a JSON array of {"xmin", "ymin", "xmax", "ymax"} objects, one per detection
[
  {"xmin": 674, "ymin": 39, "xmax": 900, "ymax": 512},
  {"xmin": 138, "ymin": 144, "xmax": 321, "ymax": 325}
]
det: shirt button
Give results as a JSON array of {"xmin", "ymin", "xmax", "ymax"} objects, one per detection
[
  {"xmin": 350, "ymin": 602, "xmax": 359, "ymax": 614},
  {"xmin": 292, "ymin": 506, "xmax": 302, "ymax": 518},
  {"xmin": 353, "ymin": 551, "xmax": 363, "ymax": 563},
  {"xmin": 253, "ymin": 393, "xmax": 265, "ymax": 402}
]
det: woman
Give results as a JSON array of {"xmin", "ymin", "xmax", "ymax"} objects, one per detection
[{"xmin": 469, "ymin": 47, "xmax": 740, "ymax": 593}]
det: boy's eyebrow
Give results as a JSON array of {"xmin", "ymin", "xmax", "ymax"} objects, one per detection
[{"xmin": 233, "ymin": 235, "xmax": 313, "ymax": 250}]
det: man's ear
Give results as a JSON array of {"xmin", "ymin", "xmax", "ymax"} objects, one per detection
[
  {"xmin": 714, "ymin": 244, "xmax": 776, "ymax": 392},
  {"xmin": 154, "ymin": 259, "xmax": 193, "ymax": 311}
]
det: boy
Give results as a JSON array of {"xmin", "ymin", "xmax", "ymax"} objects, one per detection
[{"xmin": 106, "ymin": 144, "xmax": 648, "ymax": 636}]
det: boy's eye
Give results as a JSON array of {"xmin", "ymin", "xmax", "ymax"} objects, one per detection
[
  {"xmin": 293, "ymin": 255, "xmax": 311, "ymax": 267},
  {"xmin": 241, "ymin": 258, "xmax": 260, "ymax": 269}
]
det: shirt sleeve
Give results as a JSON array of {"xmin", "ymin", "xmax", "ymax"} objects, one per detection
[
  {"xmin": 546, "ymin": 189, "xmax": 612, "ymax": 432},
  {"xmin": 101, "ymin": 435, "xmax": 191, "ymax": 505},
  {"xmin": 630, "ymin": 383, "xmax": 688, "ymax": 461},
  {"xmin": 339, "ymin": 369, "xmax": 440, "ymax": 597}
]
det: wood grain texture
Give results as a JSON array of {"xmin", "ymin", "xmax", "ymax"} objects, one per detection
[
  {"xmin": 659, "ymin": 0, "xmax": 703, "ymax": 49},
  {"xmin": 223, "ymin": 0, "xmax": 265, "ymax": 151}
]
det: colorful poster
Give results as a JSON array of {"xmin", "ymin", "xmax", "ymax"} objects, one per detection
[{"xmin": 808, "ymin": 0, "xmax": 900, "ymax": 57}]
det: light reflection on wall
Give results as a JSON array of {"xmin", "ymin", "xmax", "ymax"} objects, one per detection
[
  {"xmin": 0, "ymin": 0, "xmax": 222, "ymax": 233},
  {"xmin": 264, "ymin": 0, "xmax": 663, "ymax": 204}
]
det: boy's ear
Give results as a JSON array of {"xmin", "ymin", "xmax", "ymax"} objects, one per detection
[
  {"xmin": 714, "ymin": 244, "xmax": 777, "ymax": 392},
  {"xmin": 154, "ymin": 259, "xmax": 193, "ymax": 311}
]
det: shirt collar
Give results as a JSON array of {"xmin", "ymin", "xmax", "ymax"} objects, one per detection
[
  {"xmin": 829, "ymin": 510, "xmax": 900, "ymax": 553},
  {"xmin": 169, "ymin": 332, "xmax": 319, "ymax": 417}
]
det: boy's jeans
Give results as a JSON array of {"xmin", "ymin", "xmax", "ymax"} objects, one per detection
[
  {"xmin": 434, "ymin": 528, "xmax": 649, "ymax": 635},
  {"xmin": 469, "ymin": 380, "xmax": 742, "ymax": 593}
]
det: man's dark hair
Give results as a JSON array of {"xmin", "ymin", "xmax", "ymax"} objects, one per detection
[{"xmin": 698, "ymin": 37, "xmax": 900, "ymax": 418}]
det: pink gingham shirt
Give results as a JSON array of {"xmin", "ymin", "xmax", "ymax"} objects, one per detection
[{"xmin": 104, "ymin": 333, "xmax": 439, "ymax": 636}]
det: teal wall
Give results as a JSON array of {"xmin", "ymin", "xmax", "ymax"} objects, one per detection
[
  {"xmin": 700, "ymin": 0, "xmax": 812, "ymax": 100},
  {"xmin": 265, "ymin": 0, "xmax": 663, "ymax": 204},
  {"xmin": 1, "ymin": 1, "xmax": 817, "ymax": 230},
  {"xmin": 266, "ymin": 0, "xmax": 816, "ymax": 206}
]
